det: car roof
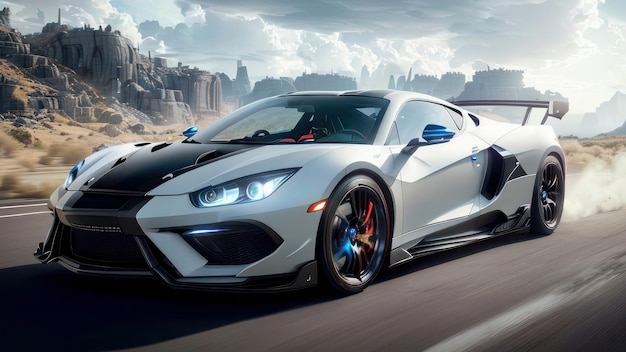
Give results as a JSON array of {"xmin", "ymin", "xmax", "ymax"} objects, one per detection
[{"xmin": 281, "ymin": 89, "xmax": 454, "ymax": 105}]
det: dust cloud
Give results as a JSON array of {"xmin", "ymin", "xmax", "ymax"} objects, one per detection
[{"xmin": 564, "ymin": 151, "xmax": 626, "ymax": 220}]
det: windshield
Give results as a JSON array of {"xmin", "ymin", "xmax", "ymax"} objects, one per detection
[{"xmin": 190, "ymin": 95, "xmax": 389, "ymax": 144}]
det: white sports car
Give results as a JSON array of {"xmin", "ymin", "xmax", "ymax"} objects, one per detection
[{"xmin": 35, "ymin": 90, "xmax": 568, "ymax": 294}]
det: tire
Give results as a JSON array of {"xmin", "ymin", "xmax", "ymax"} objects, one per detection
[
  {"xmin": 317, "ymin": 175, "xmax": 391, "ymax": 295},
  {"xmin": 531, "ymin": 155, "xmax": 564, "ymax": 235}
]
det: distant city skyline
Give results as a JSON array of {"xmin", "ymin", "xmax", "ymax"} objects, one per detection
[{"xmin": 2, "ymin": 0, "xmax": 626, "ymax": 114}]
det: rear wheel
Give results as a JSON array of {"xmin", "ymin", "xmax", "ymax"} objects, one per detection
[
  {"xmin": 317, "ymin": 175, "xmax": 390, "ymax": 295},
  {"xmin": 531, "ymin": 155, "xmax": 564, "ymax": 235}
]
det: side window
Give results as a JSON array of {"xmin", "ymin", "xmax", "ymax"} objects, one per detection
[
  {"xmin": 385, "ymin": 121, "xmax": 400, "ymax": 145},
  {"xmin": 445, "ymin": 107, "xmax": 464, "ymax": 129},
  {"xmin": 391, "ymin": 101, "xmax": 460, "ymax": 145}
]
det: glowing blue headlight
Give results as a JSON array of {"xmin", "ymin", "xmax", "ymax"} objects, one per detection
[
  {"xmin": 64, "ymin": 160, "xmax": 85, "ymax": 189},
  {"xmin": 190, "ymin": 169, "xmax": 298, "ymax": 208}
]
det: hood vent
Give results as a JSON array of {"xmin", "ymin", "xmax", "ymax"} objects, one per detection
[
  {"xmin": 195, "ymin": 150, "xmax": 222, "ymax": 165},
  {"xmin": 151, "ymin": 142, "xmax": 171, "ymax": 153},
  {"xmin": 112, "ymin": 157, "xmax": 127, "ymax": 168}
]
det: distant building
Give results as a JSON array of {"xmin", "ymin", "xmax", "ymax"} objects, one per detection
[
  {"xmin": 359, "ymin": 65, "xmax": 370, "ymax": 89},
  {"xmin": 457, "ymin": 68, "xmax": 524, "ymax": 100},
  {"xmin": 388, "ymin": 75, "xmax": 396, "ymax": 90},
  {"xmin": 243, "ymin": 77, "xmax": 296, "ymax": 105},
  {"xmin": 433, "ymin": 72, "xmax": 465, "ymax": 100},
  {"xmin": 294, "ymin": 72, "xmax": 356, "ymax": 91},
  {"xmin": 456, "ymin": 68, "xmax": 566, "ymax": 102},
  {"xmin": 410, "ymin": 74, "xmax": 438, "ymax": 95},
  {"xmin": 234, "ymin": 60, "xmax": 251, "ymax": 95}
]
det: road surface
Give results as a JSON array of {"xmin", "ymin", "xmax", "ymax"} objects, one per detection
[{"xmin": 1, "ymin": 197, "xmax": 625, "ymax": 351}]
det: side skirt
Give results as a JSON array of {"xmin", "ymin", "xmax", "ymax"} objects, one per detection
[{"xmin": 389, "ymin": 205, "xmax": 531, "ymax": 267}]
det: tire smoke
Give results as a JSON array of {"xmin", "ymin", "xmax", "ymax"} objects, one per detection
[{"xmin": 564, "ymin": 152, "xmax": 626, "ymax": 220}]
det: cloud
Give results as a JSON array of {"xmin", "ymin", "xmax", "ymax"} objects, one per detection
[
  {"xmin": 3, "ymin": 0, "xmax": 142, "ymax": 44},
  {"xmin": 3, "ymin": 0, "xmax": 626, "ymax": 112},
  {"xmin": 449, "ymin": 0, "xmax": 585, "ymax": 68}
]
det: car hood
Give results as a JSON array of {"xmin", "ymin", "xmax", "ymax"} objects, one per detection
[{"xmin": 79, "ymin": 141, "xmax": 342, "ymax": 195}]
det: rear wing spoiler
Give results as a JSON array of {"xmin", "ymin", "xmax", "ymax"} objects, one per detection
[{"xmin": 450, "ymin": 100, "xmax": 569, "ymax": 125}]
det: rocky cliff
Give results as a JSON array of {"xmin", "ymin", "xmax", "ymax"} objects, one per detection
[
  {"xmin": 16, "ymin": 10, "xmax": 223, "ymax": 125},
  {"xmin": 0, "ymin": 8, "xmax": 30, "ymax": 57},
  {"xmin": 29, "ymin": 24, "xmax": 139, "ymax": 89}
]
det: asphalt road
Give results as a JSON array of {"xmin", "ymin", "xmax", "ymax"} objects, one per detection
[{"xmin": 1, "ymin": 197, "xmax": 626, "ymax": 351}]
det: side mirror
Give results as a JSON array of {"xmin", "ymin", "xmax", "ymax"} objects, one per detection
[
  {"xmin": 182, "ymin": 126, "xmax": 198, "ymax": 138},
  {"xmin": 422, "ymin": 124, "xmax": 455, "ymax": 144},
  {"xmin": 401, "ymin": 138, "xmax": 427, "ymax": 154},
  {"xmin": 401, "ymin": 124, "xmax": 455, "ymax": 154}
]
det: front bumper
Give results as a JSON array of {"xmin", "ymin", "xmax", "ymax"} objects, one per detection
[{"xmin": 35, "ymin": 191, "xmax": 318, "ymax": 292}]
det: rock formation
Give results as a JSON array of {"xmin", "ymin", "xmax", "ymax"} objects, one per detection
[
  {"xmin": 0, "ymin": 7, "xmax": 9, "ymax": 28},
  {"xmin": 18, "ymin": 10, "xmax": 223, "ymax": 124},
  {"xmin": 0, "ymin": 8, "xmax": 30, "ymax": 56},
  {"xmin": 30, "ymin": 24, "xmax": 140, "ymax": 88},
  {"xmin": 0, "ymin": 72, "xmax": 24, "ymax": 111}
]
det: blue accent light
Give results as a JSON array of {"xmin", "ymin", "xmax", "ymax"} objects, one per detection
[
  {"xmin": 342, "ymin": 238, "xmax": 353, "ymax": 254},
  {"xmin": 183, "ymin": 126, "xmax": 198, "ymax": 138},
  {"xmin": 64, "ymin": 159, "xmax": 85, "ymax": 189},
  {"xmin": 184, "ymin": 228, "xmax": 229, "ymax": 236},
  {"xmin": 422, "ymin": 124, "xmax": 455, "ymax": 144},
  {"xmin": 349, "ymin": 227, "xmax": 357, "ymax": 240}
]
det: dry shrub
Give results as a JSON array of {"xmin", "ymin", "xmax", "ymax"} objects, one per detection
[
  {"xmin": 560, "ymin": 139, "xmax": 583, "ymax": 156},
  {"xmin": 39, "ymin": 154, "xmax": 54, "ymax": 165},
  {"xmin": 0, "ymin": 174, "xmax": 59, "ymax": 198},
  {"xmin": 9, "ymin": 128, "xmax": 32, "ymax": 145},
  {"xmin": 561, "ymin": 137, "xmax": 625, "ymax": 165},
  {"xmin": 10, "ymin": 127, "xmax": 32, "ymax": 144},
  {"xmin": 567, "ymin": 153, "xmax": 597, "ymax": 165},
  {"xmin": 14, "ymin": 181, "xmax": 58, "ymax": 199},
  {"xmin": 47, "ymin": 143, "xmax": 64, "ymax": 157},
  {"xmin": 0, "ymin": 174, "xmax": 20, "ymax": 191},
  {"xmin": 0, "ymin": 130, "xmax": 20, "ymax": 157},
  {"xmin": 18, "ymin": 158, "xmax": 36, "ymax": 172},
  {"xmin": 46, "ymin": 143, "xmax": 91, "ymax": 165}
]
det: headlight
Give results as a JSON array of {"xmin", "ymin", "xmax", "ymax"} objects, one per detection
[
  {"xmin": 190, "ymin": 169, "xmax": 298, "ymax": 208},
  {"xmin": 64, "ymin": 160, "xmax": 85, "ymax": 189}
]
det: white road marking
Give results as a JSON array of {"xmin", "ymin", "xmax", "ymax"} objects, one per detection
[
  {"xmin": 0, "ymin": 203, "xmax": 47, "ymax": 210},
  {"xmin": 0, "ymin": 211, "xmax": 52, "ymax": 219},
  {"xmin": 425, "ymin": 256, "xmax": 626, "ymax": 352}
]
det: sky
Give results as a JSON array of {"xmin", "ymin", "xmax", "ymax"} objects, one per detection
[{"xmin": 2, "ymin": 0, "xmax": 626, "ymax": 113}]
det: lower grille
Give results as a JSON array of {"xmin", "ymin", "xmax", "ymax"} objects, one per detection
[
  {"xmin": 69, "ymin": 227, "xmax": 148, "ymax": 269},
  {"xmin": 181, "ymin": 222, "xmax": 283, "ymax": 265}
]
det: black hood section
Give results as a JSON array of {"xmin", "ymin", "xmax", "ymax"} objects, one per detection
[{"xmin": 85, "ymin": 142, "xmax": 255, "ymax": 194}]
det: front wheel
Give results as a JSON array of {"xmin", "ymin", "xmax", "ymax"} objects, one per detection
[
  {"xmin": 531, "ymin": 155, "xmax": 564, "ymax": 235},
  {"xmin": 317, "ymin": 175, "xmax": 391, "ymax": 295}
]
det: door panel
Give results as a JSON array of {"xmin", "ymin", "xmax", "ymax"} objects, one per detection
[{"xmin": 399, "ymin": 133, "xmax": 487, "ymax": 233}]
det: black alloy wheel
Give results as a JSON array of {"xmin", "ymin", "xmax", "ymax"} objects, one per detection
[
  {"xmin": 318, "ymin": 175, "xmax": 390, "ymax": 294},
  {"xmin": 531, "ymin": 155, "xmax": 564, "ymax": 235}
]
